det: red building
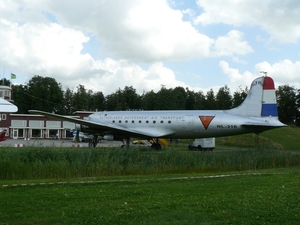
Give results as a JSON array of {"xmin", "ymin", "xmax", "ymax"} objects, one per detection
[
  {"xmin": 2, "ymin": 111, "xmax": 95, "ymax": 140},
  {"xmin": 0, "ymin": 84, "xmax": 95, "ymax": 139}
]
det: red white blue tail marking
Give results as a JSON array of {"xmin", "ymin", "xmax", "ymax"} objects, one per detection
[{"xmin": 261, "ymin": 76, "xmax": 278, "ymax": 117}]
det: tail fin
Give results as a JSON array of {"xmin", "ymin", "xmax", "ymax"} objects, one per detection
[{"xmin": 227, "ymin": 76, "xmax": 278, "ymax": 118}]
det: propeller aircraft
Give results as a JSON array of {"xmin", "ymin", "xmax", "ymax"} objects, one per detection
[{"xmin": 29, "ymin": 76, "xmax": 285, "ymax": 149}]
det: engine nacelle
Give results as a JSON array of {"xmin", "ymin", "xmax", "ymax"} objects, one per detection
[
  {"xmin": 75, "ymin": 124, "xmax": 90, "ymax": 133},
  {"xmin": 103, "ymin": 134, "xmax": 114, "ymax": 141}
]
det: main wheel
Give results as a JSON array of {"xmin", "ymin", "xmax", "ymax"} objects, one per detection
[
  {"xmin": 88, "ymin": 141, "xmax": 95, "ymax": 148},
  {"xmin": 151, "ymin": 143, "xmax": 161, "ymax": 150}
]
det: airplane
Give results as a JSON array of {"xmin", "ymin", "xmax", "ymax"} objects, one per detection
[
  {"xmin": 0, "ymin": 129, "xmax": 7, "ymax": 142},
  {"xmin": 29, "ymin": 76, "xmax": 286, "ymax": 149}
]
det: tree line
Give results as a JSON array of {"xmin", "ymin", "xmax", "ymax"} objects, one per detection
[{"xmin": 7, "ymin": 75, "xmax": 300, "ymax": 126}]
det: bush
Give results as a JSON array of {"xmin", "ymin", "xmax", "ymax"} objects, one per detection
[{"xmin": 0, "ymin": 147, "xmax": 299, "ymax": 180}]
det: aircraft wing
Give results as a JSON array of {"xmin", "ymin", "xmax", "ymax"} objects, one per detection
[{"xmin": 28, "ymin": 110, "xmax": 175, "ymax": 138}]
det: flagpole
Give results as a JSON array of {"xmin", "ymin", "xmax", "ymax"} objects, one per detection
[
  {"xmin": 2, "ymin": 64, "xmax": 4, "ymax": 85},
  {"xmin": 10, "ymin": 73, "xmax": 12, "ymax": 101}
]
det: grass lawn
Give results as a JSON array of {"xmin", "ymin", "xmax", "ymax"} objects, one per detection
[
  {"xmin": 1, "ymin": 125, "xmax": 299, "ymax": 224},
  {"xmin": 213, "ymin": 125, "xmax": 300, "ymax": 151},
  {"xmin": 1, "ymin": 167, "xmax": 300, "ymax": 225}
]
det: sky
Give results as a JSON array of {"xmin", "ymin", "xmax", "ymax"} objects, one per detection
[{"xmin": 1, "ymin": 0, "xmax": 300, "ymax": 96}]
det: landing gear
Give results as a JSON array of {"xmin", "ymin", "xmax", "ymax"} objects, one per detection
[
  {"xmin": 151, "ymin": 143, "xmax": 161, "ymax": 150},
  {"xmin": 88, "ymin": 135, "xmax": 99, "ymax": 148},
  {"xmin": 120, "ymin": 137, "xmax": 131, "ymax": 149},
  {"xmin": 151, "ymin": 138, "xmax": 161, "ymax": 150}
]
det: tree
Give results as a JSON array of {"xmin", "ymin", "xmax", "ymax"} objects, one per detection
[
  {"xmin": 122, "ymin": 86, "xmax": 141, "ymax": 110},
  {"xmin": 105, "ymin": 88, "xmax": 126, "ymax": 111},
  {"xmin": 185, "ymin": 88, "xmax": 206, "ymax": 110},
  {"xmin": 216, "ymin": 85, "xmax": 232, "ymax": 109},
  {"xmin": 26, "ymin": 75, "xmax": 64, "ymax": 113},
  {"xmin": 172, "ymin": 87, "xmax": 186, "ymax": 110},
  {"xmin": 205, "ymin": 89, "xmax": 216, "ymax": 110},
  {"xmin": 276, "ymin": 85, "xmax": 297, "ymax": 124},
  {"xmin": 295, "ymin": 88, "xmax": 300, "ymax": 126},
  {"xmin": 141, "ymin": 90, "xmax": 157, "ymax": 110},
  {"xmin": 194, "ymin": 91, "xmax": 206, "ymax": 110},
  {"xmin": 1, "ymin": 78, "xmax": 11, "ymax": 86},
  {"xmin": 156, "ymin": 86, "xmax": 175, "ymax": 110},
  {"xmin": 73, "ymin": 84, "xmax": 89, "ymax": 111},
  {"xmin": 232, "ymin": 86, "xmax": 248, "ymax": 108},
  {"xmin": 63, "ymin": 88, "xmax": 74, "ymax": 115},
  {"xmin": 91, "ymin": 91, "xmax": 106, "ymax": 111},
  {"xmin": 86, "ymin": 89, "xmax": 94, "ymax": 111},
  {"xmin": 12, "ymin": 84, "xmax": 28, "ymax": 114}
]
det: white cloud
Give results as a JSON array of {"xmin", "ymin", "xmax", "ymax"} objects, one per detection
[
  {"xmin": 219, "ymin": 61, "xmax": 255, "ymax": 90},
  {"xmin": 212, "ymin": 30, "xmax": 253, "ymax": 57},
  {"xmin": 0, "ymin": 0, "xmax": 195, "ymax": 96},
  {"xmin": 220, "ymin": 60, "xmax": 300, "ymax": 91},
  {"xmin": 0, "ymin": 20, "xmax": 91, "ymax": 78},
  {"xmin": 86, "ymin": 61, "xmax": 187, "ymax": 95},
  {"xmin": 122, "ymin": 1, "xmax": 213, "ymax": 61},
  {"xmin": 1, "ymin": 0, "xmax": 299, "ymax": 99},
  {"xmin": 0, "ymin": 0, "xmax": 237, "ymax": 95},
  {"xmin": 195, "ymin": 0, "xmax": 300, "ymax": 43},
  {"xmin": 31, "ymin": 0, "xmax": 216, "ymax": 62},
  {"xmin": 255, "ymin": 60, "xmax": 300, "ymax": 86}
]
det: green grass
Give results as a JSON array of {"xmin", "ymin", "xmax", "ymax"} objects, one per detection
[
  {"xmin": 1, "ymin": 125, "xmax": 299, "ymax": 224},
  {"xmin": 1, "ymin": 147, "xmax": 299, "ymax": 180},
  {"xmin": 261, "ymin": 126, "xmax": 300, "ymax": 150},
  {"xmin": 214, "ymin": 126, "xmax": 300, "ymax": 151},
  {"xmin": 1, "ymin": 168, "xmax": 300, "ymax": 224}
]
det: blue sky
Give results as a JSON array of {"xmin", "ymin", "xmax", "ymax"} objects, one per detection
[{"xmin": 1, "ymin": 0, "xmax": 300, "ymax": 95}]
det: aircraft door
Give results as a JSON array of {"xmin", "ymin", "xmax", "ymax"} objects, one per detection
[{"xmin": 13, "ymin": 129, "xmax": 18, "ymax": 139}]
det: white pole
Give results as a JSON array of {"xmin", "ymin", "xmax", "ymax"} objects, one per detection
[{"xmin": 2, "ymin": 64, "xmax": 5, "ymax": 85}]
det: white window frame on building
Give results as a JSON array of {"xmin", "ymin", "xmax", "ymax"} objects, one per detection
[
  {"xmin": 46, "ymin": 121, "xmax": 61, "ymax": 138},
  {"xmin": 29, "ymin": 120, "xmax": 44, "ymax": 138},
  {"xmin": 1, "ymin": 114, "xmax": 6, "ymax": 120},
  {"xmin": 63, "ymin": 121, "xmax": 75, "ymax": 139},
  {"xmin": 9, "ymin": 114, "xmax": 78, "ymax": 140},
  {"xmin": 11, "ymin": 120, "xmax": 27, "ymax": 139}
]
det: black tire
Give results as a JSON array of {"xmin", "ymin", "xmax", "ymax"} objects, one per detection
[
  {"xmin": 88, "ymin": 141, "xmax": 95, "ymax": 148},
  {"xmin": 151, "ymin": 143, "xmax": 161, "ymax": 150}
]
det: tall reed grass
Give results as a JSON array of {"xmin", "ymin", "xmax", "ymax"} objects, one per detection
[{"xmin": 0, "ymin": 147, "xmax": 299, "ymax": 180}]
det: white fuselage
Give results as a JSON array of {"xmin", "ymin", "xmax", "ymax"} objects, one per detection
[{"xmin": 88, "ymin": 110, "xmax": 277, "ymax": 139}]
